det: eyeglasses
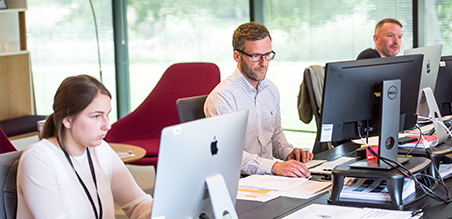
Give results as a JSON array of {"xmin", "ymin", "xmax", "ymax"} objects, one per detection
[{"xmin": 236, "ymin": 50, "xmax": 276, "ymax": 62}]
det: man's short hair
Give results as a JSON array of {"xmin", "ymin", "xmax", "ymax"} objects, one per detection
[
  {"xmin": 232, "ymin": 22, "xmax": 271, "ymax": 51},
  {"xmin": 374, "ymin": 18, "xmax": 402, "ymax": 34}
]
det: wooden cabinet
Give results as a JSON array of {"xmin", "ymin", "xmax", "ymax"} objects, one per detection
[{"xmin": 0, "ymin": 0, "xmax": 35, "ymax": 120}]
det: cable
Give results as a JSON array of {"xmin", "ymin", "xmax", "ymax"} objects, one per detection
[
  {"xmin": 404, "ymin": 124, "xmax": 422, "ymax": 156},
  {"xmin": 88, "ymin": 0, "xmax": 103, "ymax": 83},
  {"xmin": 357, "ymin": 125, "xmax": 452, "ymax": 204},
  {"xmin": 418, "ymin": 114, "xmax": 452, "ymax": 139},
  {"xmin": 417, "ymin": 115, "xmax": 432, "ymax": 124}
]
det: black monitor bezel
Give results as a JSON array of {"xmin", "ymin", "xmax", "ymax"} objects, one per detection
[
  {"xmin": 320, "ymin": 55, "xmax": 424, "ymax": 143},
  {"xmin": 434, "ymin": 56, "xmax": 452, "ymax": 116}
]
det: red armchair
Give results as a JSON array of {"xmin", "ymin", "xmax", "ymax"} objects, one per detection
[
  {"xmin": 105, "ymin": 62, "xmax": 221, "ymax": 166},
  {"xmin": 0, "ymin": 128, "xmax": 16, "ymax": 154}
]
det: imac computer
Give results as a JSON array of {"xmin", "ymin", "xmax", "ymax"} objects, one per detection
[
  {"xmin": 404, "ymin": 44, "xmax": 446, "ymax": 145},
  {"xmin": 319, "ymin": 55, "xmax": 424, "ymax": 169},
  {"xmin": 150, "ymin": 110, "xmax": 248, "ymax": 219},
  {"xmin": 404, "ymin": 44, "xmax": 443, "ymax": 119},
  {"xmin": 434, "ymin": 56, "xmax": 452, "ymax": 117}
]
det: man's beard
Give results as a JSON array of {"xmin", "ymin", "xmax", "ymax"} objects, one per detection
[{"xmin": 240, "ymin": 59, "xmax": 267, "ymax": 82}]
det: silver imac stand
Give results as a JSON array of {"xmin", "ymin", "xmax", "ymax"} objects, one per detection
[
  {"xmin": 205, "ymin": 174, "xmax": 238, "ymax": 219},
  {"xmin": 419, "ymin": 87, "xmax": 448, "ymax": 146}
]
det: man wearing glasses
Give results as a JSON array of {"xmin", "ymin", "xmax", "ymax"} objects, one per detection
[{"xmin": 204, "ymin": 22, "xmax": 313, "ymax": 178}]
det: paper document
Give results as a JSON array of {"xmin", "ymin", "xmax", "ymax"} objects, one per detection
[
  {"xmin": 403, "ymin": 115, "xmax": 451, "ymax": 135},
  {"xmin": 282, "ymin": 203, "xmax": 422, "ymax": 219},
  {"xmin": 305, "ymin": 160, "xmax": 327, "ymax": 169},
  {"xmin": 238, "ymin": 175, "xmax": 309, "ymax": 192},
  {"xmin": 310, "ymin": 157, "xmax": 355, "ymax": 175},
  {"xmin": 339, "ymin": 177, "xmax": 415, "ymax": 202},
  {"xmin": 236, "ymin": 187, "xmax": 280, "ymax": 202},
  {"xmin": 281, "ymin": 181, "xmax": 331, "ymax": 199},
  {"xmin": 352, "ymin": 136, "xmax": 379, "ymax": 145},
  {"xmin": 439, "ymin": 163, "xmax": 452, "ymax": 179},
  {"xmin": 237, "ymin": 175, "xmax": 319, "ymax": 202}
]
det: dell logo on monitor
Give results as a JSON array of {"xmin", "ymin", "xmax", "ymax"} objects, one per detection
[{"xmin": 387, "ymin": 86, "xmax": 398, "ymax": 100}]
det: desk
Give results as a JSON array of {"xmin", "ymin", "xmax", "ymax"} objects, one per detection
[
  {"xmin": 109, "ymin": 143, "xmax": 146, "ymax": 164},
  {"xmin": 236, "ymin": 143, "xmax": 452, "ymax": 219}
]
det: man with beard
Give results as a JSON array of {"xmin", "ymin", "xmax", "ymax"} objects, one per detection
[
  {"xmin": 357, "ymin": 18, "xmax": 403, "ymax": 59},
  {"xmin": 204, "ymin": 22, "xmax": 313, "ymax": 178}
]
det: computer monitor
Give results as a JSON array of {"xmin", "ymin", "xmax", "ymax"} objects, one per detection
[
  {"xmin": 434, "ymin": 56, "xmax": 452, "ymax": 116},
  {"xmin": 150, "ymin": 110, "xmax": 248, "ymax": 219},
  {"xmin": 320, "ymin": 55, "xmax": 424, "ymax": 169},
  {"xmin": 320, "ymin": 55, "xmax": 423, "ymax": 144},
  {"xmin": 404, "ymin": 44, "xmax": 443, "ymax": 118}
]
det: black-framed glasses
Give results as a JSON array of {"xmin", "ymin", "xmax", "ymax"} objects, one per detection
[{"xmin": 236, "ymin": 50, "xmax": 276, "ymax": 62}]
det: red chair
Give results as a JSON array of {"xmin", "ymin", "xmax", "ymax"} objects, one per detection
[
  {"xmin": 105, "ymin": 62, "xmax": 221, "ymax": 166},
  {"xmin": 0, "ymin": 127, "xmax": 16, "ymax": 154}
]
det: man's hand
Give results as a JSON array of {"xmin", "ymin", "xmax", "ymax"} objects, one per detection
[
  {"xmin": 271, "ymin": 160, "xmax": 310, "ymax": 178},
  {"xmin": 287, "ymin": 148, "xmax": 314, "ymax": 163}
]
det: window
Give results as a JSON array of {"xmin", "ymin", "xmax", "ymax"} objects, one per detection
[
  {"xmin": 263, "ymin": 0, "xmax": 413, "ymax": 149},
  {"xmin": 420, "ymin": 0, "xmax": 452, "ymax": 55},
  {"xmin": 127, "ymin": 1, "xmax": 249, "ymax": 109},
  {"xmin": 27, "ymin": 0, "xmax": 117, "ymax": 119},
  {"xmin": 25, "ymin": 0, "xmax": 449, "ymax": 151}
]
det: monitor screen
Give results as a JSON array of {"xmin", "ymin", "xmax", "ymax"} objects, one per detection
[
  {"xmin": 404, "ymin": 44, "xmax": 443, "ymax": 118},
  {"xmin": 320, "ymin": 55, "xmax": 423, "ymax": 143},
  {"xmin": 434, "ymin": 56, "xmax": 452, "ymax": 116},
  {"xmin": 150, "ymin": 110, "xmax": 248, "ymax": 219}
]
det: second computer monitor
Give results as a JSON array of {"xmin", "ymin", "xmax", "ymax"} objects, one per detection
[
  {"xmin": 434, "ymin": 56, "xmax": 452, "ymax": 116},
  {"xmin": 404, "ymin": 44, "xmax": 443, "ymax": 118}
]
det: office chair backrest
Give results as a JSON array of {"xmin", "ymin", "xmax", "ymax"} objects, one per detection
[
  {"xmin": 104, "ymin": 62, "xmax": 220, "ymax": 166},
  {"xmin": 106, "ymin": 62, "xmax": 221, "ymax": 142},
  {"xmin": 176, "ymin": 95, "xmax": 208, "ymax": 123},
  {"xmin": 302, "ymin": 65, "xmax": 329, "ymax": 154},
  {"xmin": 0, "ymin": 150, "xmax": 22, "ymax": 219},
  {"xmin": 304, "ymin": 66, "xmax": 324, "ymax": 129}
]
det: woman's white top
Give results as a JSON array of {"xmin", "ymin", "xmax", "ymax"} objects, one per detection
[{"xmin": 17, "ymin": 139, "xmax": 153, "ymax": 219}]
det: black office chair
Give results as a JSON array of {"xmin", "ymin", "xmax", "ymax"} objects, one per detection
[{"xmin": 176, "ymin": 95, "xmax": 208, "ymax": 123}]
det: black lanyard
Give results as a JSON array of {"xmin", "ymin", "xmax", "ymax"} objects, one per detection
[{"xmin": 57, "ymin": 137, "xmax": 103, "ymax": 219}]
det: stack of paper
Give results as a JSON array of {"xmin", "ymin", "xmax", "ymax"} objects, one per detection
[
  {"xmin": 339, "ymin": 177, "xmax": 415, "ymax": 202},
  {"xmin": 237, "ymin": 175, "xmax": 331, "ymax": 202},
  {"xmin": 282, "ymin": 204, "xmax": 422, "ymax": 219},
  {"xmin": 439, "ymin": 163, "xmax": 452, "ymax": 179},
  {"xmin": 281, "ymin": 181, "xmax": 331, "ymax": 200}
]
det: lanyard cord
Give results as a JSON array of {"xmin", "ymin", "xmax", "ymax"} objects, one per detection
[{"xmin": 57, "ymin": 137, "xmax": 103, "ymax": 219}]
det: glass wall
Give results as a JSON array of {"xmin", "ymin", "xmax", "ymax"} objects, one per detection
[
  {"xmin": 263, "ymin": 0, "xmax": 414, "ymax": 149},
  {"xmin": 27, "ymin": 0, "xmax": 117, "ymax": 119},
  {"xmin": 126, "ymin": 0, "xmax": 249, "ymax": 109},
  {"xmin": 421, "ymin": 0, "xmax": 452, "ymax": 55},
  {"xmin": 25, "ymin": 0, "xmax": 451, "ymax": 151}
]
